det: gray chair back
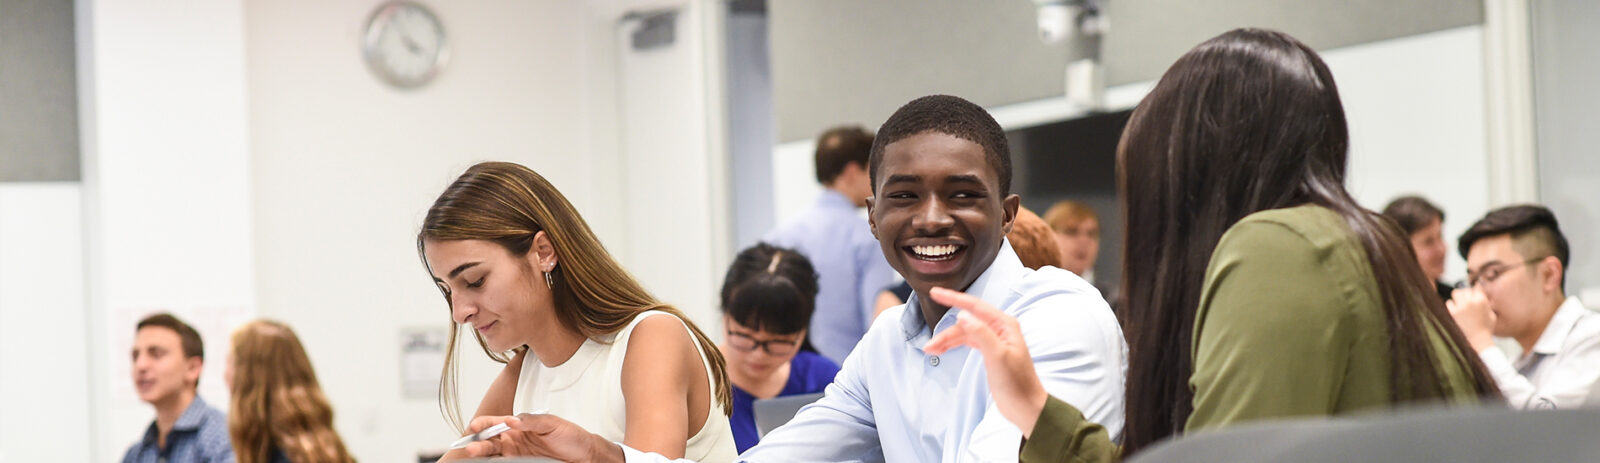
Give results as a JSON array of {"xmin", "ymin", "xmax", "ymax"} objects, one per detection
[
  {"xmin": 753, "ymin": 392, "xmax": 826, "ymax": 437},
  {"xmin": 1127, "ymin": 407, "xmax": 1600, "ymax": 462}
]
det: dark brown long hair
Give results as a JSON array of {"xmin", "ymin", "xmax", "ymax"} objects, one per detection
[
  {"xmin": 419, "ymin": 161, "xmax": 732, "ymax": 432},
  {"xmin": 1116, "ymin": 28, "xmax": 1499, "ymax": 455}
]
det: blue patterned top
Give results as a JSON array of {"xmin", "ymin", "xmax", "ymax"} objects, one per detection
[{"xmin": 123, "ymin": 395, "xmax": 235, "ymax": 463}]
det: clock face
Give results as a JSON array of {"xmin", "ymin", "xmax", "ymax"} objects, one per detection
[{"xmin": 362, "ymin": 1, "xmax": 447, "ymax": 89}]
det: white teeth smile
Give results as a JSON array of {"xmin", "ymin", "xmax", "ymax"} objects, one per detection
[{"xmin": 911, "ymin": 244, "xmax": 961, "ymax": 260}]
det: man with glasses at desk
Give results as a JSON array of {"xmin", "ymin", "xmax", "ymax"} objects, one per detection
[{"xmin": 1448, "ymin": 205, "xmax": 1600, "ymax": 409}]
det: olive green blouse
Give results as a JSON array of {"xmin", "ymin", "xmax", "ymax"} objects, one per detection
[{"xmin": 1020, "ymin": 205, "xmax": 1483, "ymax": 463}]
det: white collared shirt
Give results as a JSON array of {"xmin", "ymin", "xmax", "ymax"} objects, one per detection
[
  {"xmin": 1479, "ymin": 296, "xmax": 1600, "ymax": 409},
  {"xmin": 620, "ymin": 241, "xmax": 1128, "ymax": 462}
]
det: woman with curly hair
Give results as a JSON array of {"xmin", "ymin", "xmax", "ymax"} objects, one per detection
[{"xmin": 226, "ymin": 319, "xmax": 354, "ymax": 463}]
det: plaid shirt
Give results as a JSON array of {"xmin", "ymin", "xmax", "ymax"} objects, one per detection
[{"xmin": 123, "ymin": 396, "xmax": 235, "ymax": 463}]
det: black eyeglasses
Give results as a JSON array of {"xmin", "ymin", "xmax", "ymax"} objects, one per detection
[
  {"xmin": 1467, "ymin": 256, "xmax": 1548, "ymax": 288},
  {"xmin": 725, "ymin": 330, "xmax": 802, "ymax": 355}
]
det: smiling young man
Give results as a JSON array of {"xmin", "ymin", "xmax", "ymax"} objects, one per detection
[
  {"xmin": 1448, "ymin": 205, "xmax": 1600, "ymax": 409},
  {"xmin": 123, "ymin": 313, "xmax": 233, "ymax": 463},
  {"xmin": 484, "ymin": 95, "xmax": 1127, "ymax": 463},
  {"xmin": 767, "ymin": 94, "xmax": 1126, "ymax": 461}
]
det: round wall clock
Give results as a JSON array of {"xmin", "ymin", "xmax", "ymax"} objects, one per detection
[{"xmin": 362, "ymin": 1, "xmax": 448, "ymax": 89}]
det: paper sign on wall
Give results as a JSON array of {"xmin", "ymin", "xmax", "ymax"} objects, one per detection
[{"xmin": 401, "ymin": 326, "xmax": 448, "ymax": 400}]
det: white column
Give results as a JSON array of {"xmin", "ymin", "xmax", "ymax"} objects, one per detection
[
  {"xmin": 0, "ymin": 184, "xmax": 90, "ymax": 462},
  {"xmin": 77, "ymin": 0, "xmax": 255, "ymax": 459},
  {"xmin": 612, "ymin": 0, "xmax": 732, "ymax": 331},
  {"xmin": 1483, "ymin": 0, "xmax": 1541, "ymax": 205}
]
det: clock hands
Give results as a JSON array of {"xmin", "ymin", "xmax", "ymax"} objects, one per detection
[
  {"xmin": 395, "ymin": 8, "xmax": 428, "ymax": 55},
  {"xmin": 398, "ymin": 31, "xmax": 422, "ymax": 55},
  {"xmin": 363, "ymin": 2, "xmax": 444, "ymax": 88}
]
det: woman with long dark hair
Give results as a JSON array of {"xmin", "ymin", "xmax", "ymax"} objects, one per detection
[{"xmin": 925, "ymin": 28, "xmax": 1500, "ymax": 461}]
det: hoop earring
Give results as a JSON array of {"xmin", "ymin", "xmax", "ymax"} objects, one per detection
[{"xmin": 544, "ymin": 265, "xmax": 556, "ymax": 290}]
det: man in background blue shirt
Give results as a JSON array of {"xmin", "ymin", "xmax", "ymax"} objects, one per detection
[
  {"xmin": 764, "ymin": 126, "xmax": 899, "ymax": 364},
  {"xmin": 123, "ymin": 313, "xmax": 234, "ymax": 463}
]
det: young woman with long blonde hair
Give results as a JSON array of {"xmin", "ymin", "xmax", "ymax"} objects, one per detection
[
  {"xmin": 419, "ymin": 161, "xmax": 735, "ymax": 461},
  {"xmin": 226, "ymin": 319, "xmax": 354, "ymax": 463}
]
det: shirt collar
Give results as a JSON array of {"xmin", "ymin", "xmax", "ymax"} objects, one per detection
[
  {"xmin": 1531, "ymin": 296, "xmax": 1591, "ymax": 355},
  {"xmin": 172, "ymin": 395, "xmax": 212, "ymax": 431},
  {"xmin": 138, "ymin": 395, "xmax": 211, "ymax": 445},
  {"xmin": 898, "ymin": 239, "xmax": 1026, "ymax": 342},
  {"xmin": 816, "ymin": 189, "xmax": 857, "ymax": 210},
  {"xmin": 140, "ymin": 420, "xmax": 160, "ymax": 445}
]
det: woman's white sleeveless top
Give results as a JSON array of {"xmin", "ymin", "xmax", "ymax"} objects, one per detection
[{"xmin": 513, "ymin": 310, "xmax": 735, "ymax": 462}]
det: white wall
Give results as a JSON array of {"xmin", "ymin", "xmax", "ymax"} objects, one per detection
[
  {"xmin": 245, "ymin": 1, "xmax": 728, "ymax": 461},
  {"xmin": 1333, "ymin": 26, "xmax": 1489, "ymax": 283},
  {"xmin": 771, "ymin": 141, "xmax": 824, "ymax": 228},
  {"xmin": 76, "ymin": 0, "xmax": 257, "ymax": 459},
  {"xmin": 0, "ymin": 184, "xmax": 90, "ymax": 463},
  {"xmin": 1531, "ymin": 0, "xmax": 1600, "ymax": 303},
  {"xmin": 726, "ymin": 10, "xmax": 777, "ymax": 252},
  {"xmin": 611, "ymin": 0, "xmax": 732, "ymax": 325},
  {"xmin": 770, "ymin": 26, "xmax": 1491, "ymax": 283},
  {"xmin": 244, "ymin": 1, "xmax": 617, "ymax": 461}
]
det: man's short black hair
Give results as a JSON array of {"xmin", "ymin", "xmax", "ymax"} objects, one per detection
[
  {"xmin": 869, "ymin": 95, "xmax": 1012, "ymax": 195},
  {"xmin": 814, "ymin": 126, "xmax": 875, "ymax": 185},
  {"xmin": 1458, "ymin": 204, "xmax": 1570, "ymax": 287}
]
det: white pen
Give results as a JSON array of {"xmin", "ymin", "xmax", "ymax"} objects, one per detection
[{"xmin": 448, "ymin": 409, "xmax": 549, "ymax": 450}]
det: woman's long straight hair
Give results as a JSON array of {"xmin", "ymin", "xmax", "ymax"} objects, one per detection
[
  {"xmin": 1116, "ymin": 28, "xmax": 1500, "ymax": 455},
  {"xmin": 419, "ymin": 161, "xmax": 733, "ymax": 432},
  {"xmin": 229, "ymin": 320, "xmax": 355, "ymax": 463}
]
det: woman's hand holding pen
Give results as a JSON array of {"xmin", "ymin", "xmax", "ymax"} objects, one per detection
[{"xmin": 458, "ymin": 413, "xmax": 625, "ymax": 463}]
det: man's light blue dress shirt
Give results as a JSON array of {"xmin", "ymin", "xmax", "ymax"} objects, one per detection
[{"xmin": 622, "ymin": 241, "xmax": 1127, "ymax": 462}]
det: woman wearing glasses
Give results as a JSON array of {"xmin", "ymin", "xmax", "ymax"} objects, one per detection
[{"xmin": 718, "ymin": 243, "xmax": 841, "ymax": 452}]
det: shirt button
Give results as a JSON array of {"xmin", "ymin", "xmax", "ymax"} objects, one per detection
[{"xmin": 929, "ymin": 355, "xmax": 940, "ymax": 367}]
